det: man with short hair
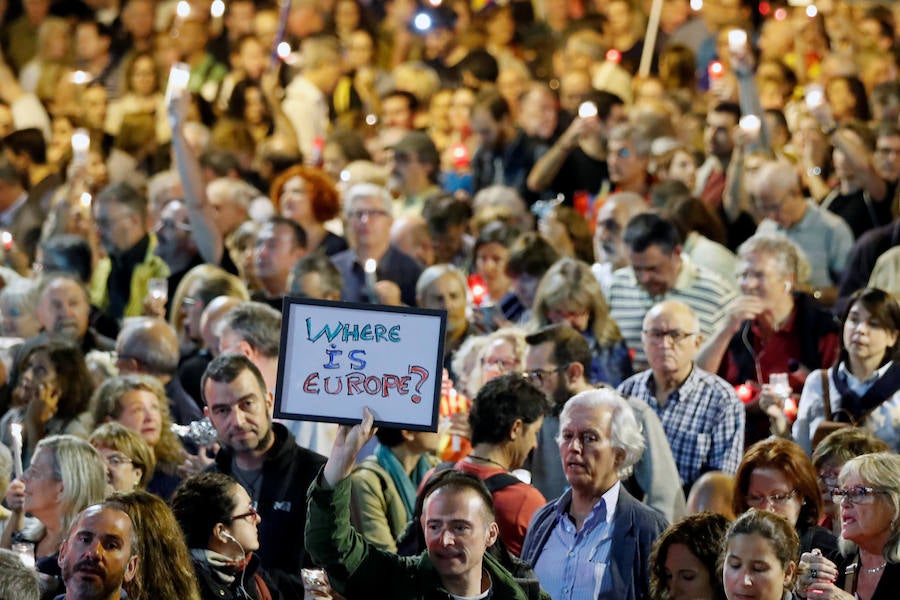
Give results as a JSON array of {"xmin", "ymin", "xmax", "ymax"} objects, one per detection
[
  {"xmin": 287, "ymin": 254, "xmax": 343, "ymax": 301},
  {"xmin": 116, "ymin": 317, "xmax": 202, "ymax": 425},
  {"xmin": 153, "ymin": 199, "xmax": 202, "ymax": 303},
  {"xmin": 0, "ymin": 157, "xmax": 42, "ymax": 262},
  {"xmin": 591, "ymin": 192, "xmax": 649, "ymax": 295},
  {"xmin": 90, "ymin": 182, "xmax": 169, "ymax": 321},
  {"xmin": 751, "ymin": 160, "xmax": 854, "ymax": 304},
  {"xmin": 390, "ymin": 215, "xmax": 435, "ymax": 268},
  {"xmin": 470, "ymin": 90, "xmax": 532, "ymax": 198},
  {"xmin": 253, "ymin": 217, "xmax": 307, "ymax": 305},
  {"xmin": 381, "ymin": 90, "xmax": 418, "ymax": 131},
  {"xmin": 36, "ymin": 274, "xmax": 113, "ymax": 352},
  {"xmin": 694, "ymin": 101, "xmax": 740, "ymax": 209},
  {"xmin": 607, "ymin": 123, "xmax": 653, "ymax": 197},
  {"xmin": 332, "ymin": 183, "xmax": 423, "ymax": 306},
  {"xmin": 203, "ymin": 353, "xmax": 326, "ymax": 578},
  {"xmin": 520, "ymin": 389, "xmax": 668, "ymax": 600},
  {"xmin": 389, "ymin": 131, "xmax": 442, "ymax": 216},
  {"xmin": 307, "ymin": 409, "xmax": 536, "ymax": 599},
  {"xmin": 618, "ymin": 301, "xmax": 744, "ymax": 493},
  {"xmin": 608, "ymin": 213, "xmax": 737, "ymax": 370},
  {"xmin": 523, "ymin": 323, "xmax": 685, "ymax": 523},
  {"xmin": 422, "ymin": 195, "xmax": 473, "ymax": 268},
  {"xmin": 55, "ymin": 503, "xmax": 139, "ymax": 600},
  {"xmin": 3, "ymin": 126, "xmax": 60, "ymax": 213}
]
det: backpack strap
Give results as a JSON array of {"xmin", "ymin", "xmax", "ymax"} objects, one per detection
[
  {"xmin": 821, "ymin": 369, "xmax": 832, "ymax": 419},
  {"xmin": 483, "ymin": 472, "xmax": 523, "ymax": 493}
]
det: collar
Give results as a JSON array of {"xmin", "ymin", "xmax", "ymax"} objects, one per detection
[
  {"xmin": 671, "ymin": 253, "xmax": 697, "ymax": 293},
  {"xmin": 643, "ymin": 365, "xmax": 700, "ymax": 404},
  {"xmin": 110, "ymin": 233, "xmax": 151, "ymax": 268},
  {"xmin": 553, "ymin": 480, "xmax": 621, "ymax": 526},
  {"xmin": 751, "ymin": 301, "xmax": 798, "ymax": 338},
  {"xmin": 838, "ymin": 360, "xmax": 893, "ymax": 387}
]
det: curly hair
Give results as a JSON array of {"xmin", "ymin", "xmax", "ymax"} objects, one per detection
[
  {"xmin": 171, "ymin": 472, "xmax": 240, "ymax": 549},
  {"xmin": 469, "ymin": 373, "xmax": 547, "ymax": 445},
  {"xmin": 732, "ymin": 438, "xmax": 822, "ymax": 530},
  {"xmin": 107, "ymin": 490, "xmax": 201, "ymax": 600},
  {"xmin": 90, "ymin": 374, "xmax": 184, "ymax": 468},
  {"xmin": 12, "ymin": 337, "xmax": 94, "ymax": 420},
  {"xmin": 270, "ymin": 165, "xmax": 340, "ymax": 223},
  {"xmin": 650, "ymin": 512, "xmax": 730, "ymax": 600}
]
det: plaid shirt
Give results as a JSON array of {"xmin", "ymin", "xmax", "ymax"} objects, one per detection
[{"xmin": 618, "ymin": 366, "xmax": 745, "ymax": 489}]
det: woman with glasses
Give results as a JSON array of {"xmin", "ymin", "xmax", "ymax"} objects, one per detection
[
  {"xmin": 732, "ymin": 438, "xmax": 846, "ymax": 580},
  {"xmin": 88, "ymin": 422, "xmax": 156, "ymax": 492},
  {"xmin": 795, "ymin": 452, "xmax": 900, "ymax": 600},
  {"xmin": 794, "ymin": 287, "xmax": 900, "ymax": 455},
  {"xmin": 172, "ymin": 473, "xmax": 280, "ymax": 600},
  {"xmin": 531, "ymin": 257, "xmax": 632, "ymax": 386}
]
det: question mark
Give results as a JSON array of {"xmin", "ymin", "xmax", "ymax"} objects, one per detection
[{"xmin": 407, "ymin": 365, "xmax": 429, "ymax": 403}]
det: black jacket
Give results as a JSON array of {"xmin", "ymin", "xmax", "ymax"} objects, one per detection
[{"xmin": 191, "ymin": 551, "xmax": 283, "ymax": 600}]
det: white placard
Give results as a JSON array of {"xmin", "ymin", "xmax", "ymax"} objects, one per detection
[{"xmin": 274, "ymin": 298, "xmax": 447, "ymax": 431}]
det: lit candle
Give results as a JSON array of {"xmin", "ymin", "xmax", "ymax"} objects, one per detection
[
  {"xmin": 10, "ymin": 422, "xmax": 23, "ymax": 479},
  {"xmin": 71, "ymin": 128, "xmax": 90, "ymax": 166},
  {"xmin": 364, "ymin": 259, "xmax": 378, "ymax": 303},
  {"xmin": 739, "ymin": 114, "xmax": 762, "ymax": 139}
]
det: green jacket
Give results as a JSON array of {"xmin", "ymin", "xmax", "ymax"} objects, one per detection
[
  {"xmin": 89, "ymin": 234, "xmax": 169, "ymax": 319},
  {"xmin": 306, "ymin": 475, "xmax": 533, "ymax": 600}
]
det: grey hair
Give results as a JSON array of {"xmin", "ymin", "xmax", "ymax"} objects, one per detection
[
  {"xmin": 344, "ymin": 182, "xmax": 393, "ymax": 217},
  {"xmin": 415, "ymin": 264, "xmax": 467, "ymax": 302},
  {"xmin": 0, "ymin": 548, "xmax": 40, "ymax": 600},
  {"xmin": 207, "ymin": 177, "xmax": 258, "ymax": 210},
  {"xmin": 838, "ymin": 452, "xmax": 900, "ymax": 562},
  {"xmin": 116, "ymin": 317, "xmax": 180, "ymax": 375},
  {"xmin": 559, "ymin": 388, "xmax": 645, "ymax": 478},
  {"xmin": 737, "ymin": 233, "xmax": 811, "ymax": 285},
  {"xmin": 221, "ymin": 301, "xmax": 282, "ymax": 358},
  {"xmin": 0, "ymin": 278, "xmax": 40, "ymax": 316},
  {"xmin": 608, "ymin": 124, "xmax": 652, "ymax": 158}
]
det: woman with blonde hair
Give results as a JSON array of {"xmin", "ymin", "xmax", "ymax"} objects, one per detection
[
  {"xmin": 91, "ymin": 374, "xmax": 185, "ymax": 499},
  {"xmin": 531, "ymin": 258, "xmax": 632, "ymax": 385},
  {"xmin": 89, "ymin": 422, "xmax": 157, "ymax": 492}
]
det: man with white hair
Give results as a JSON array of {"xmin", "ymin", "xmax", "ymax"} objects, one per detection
[
  {"xmin": 520, "ymin": 388, "xmax": 668, "ymax": 600},
  {"xmin": 332, "ymin": 183, "xmax": 423, "ymax": 306}
]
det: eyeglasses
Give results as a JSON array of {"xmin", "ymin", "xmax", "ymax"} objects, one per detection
[
  {"xmin": 831, "ymin": 486, "xmax": 888, "ymax": 505},
  {"xmin": 746, "ymin": 490, "xmax": 797, "ymax": 508},
  {"xmin": 482, "ymin": 358, "xmax": 518, "ymax": 373},
  {"xmin": 348, "ymin": 209, "xmax": 390, "ymax": 221},
  {"xmin": 229, "ymin": 505, "xmax": 259, "ymax": 522},
  {"xmin": 104, "ymin": 454, "xmax": 133, "ymax": 467},
  {"xmin": 641, "ymin": 329, "xmax": 697, "ymax": 344},
  {"xmin": 524, "ymin": 365, "xmax": 567, "ymax": 385},
  {"xmin": 817, "ymin": 471, "xmax": 840, "ymax": 488}
]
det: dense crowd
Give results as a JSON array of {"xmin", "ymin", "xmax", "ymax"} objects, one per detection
[{"xmin": 0, "ymin": 0, "xmax": 898, "ymax": 599}]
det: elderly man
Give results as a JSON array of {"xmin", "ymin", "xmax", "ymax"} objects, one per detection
[
  {"xmin": 591, "ymin": 192, "xmax": 648, "ymax": 295},
  {"xmin": 751, "ymin": 160, "xmax": 855, "ymax": 305},
  {"xmin": 307, "ymin": 408, "xmax": 540, "ymax": 599},
  {"xmin": 520, "ymin": 389, "xmax": 668, "ymax": 600},
  {"xmin": 55, "ymin": 503, "xmax": 139, "ymax": 600},
  {"xmin": 203, "ymin": 353, "xmax": 326, "ymax": 578},
  {"xmin": 332, "ymin": 183, "xmax": 423, "ymax": 306},
  {"xmin": 389, "ymin": 131, "xmax": 442, "ymax": 217},
  {"xmin": 608, "ymin": 213, "xmax": 737, "ymax": 370},
  {"xmin": 617, "ymin": 301, "xmax": 745, "ymax": 493},
  {"xmin": 36, "ymin": 274, "xmax": 114, "ymax": 353},
  {"xmin": 90, "ymin": 182, "xmax": 169, "ymax": 321},
  {"xmin": 523, "ymin": 324, "xmax": 685, "ymax": 523}
]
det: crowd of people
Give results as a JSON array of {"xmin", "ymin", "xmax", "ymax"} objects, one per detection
[{"xmin": 0, "ymin": 0, "xmax": 898, "ymax": 599}]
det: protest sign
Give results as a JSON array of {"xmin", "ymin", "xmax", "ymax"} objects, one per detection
[{"xmin": 274, "ymin": 298, "xmax": 447, "ymax": 431}]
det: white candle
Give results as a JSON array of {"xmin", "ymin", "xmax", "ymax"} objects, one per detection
[
  {"xmin": 10, "ymin": 422, "xmax": 23, "ymax": 479},
  {"xmin": 364, "ymin": 259, "xmax": 378, "ymax": 303},
  {"xmin": 739, "ymin": 114, "xmax": 762, "ymax": 138}
]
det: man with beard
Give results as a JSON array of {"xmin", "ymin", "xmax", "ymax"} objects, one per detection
[
  {"xmin": 153, "ymin": 200, "xmax": 203, "ymax": 311},
  {"xmin": 203, "ymin": 353, "xmax": 326, "ymax": 579},
  {"xmin": 523, "ymin": 323, "xmax": 684, "ymax": 523},
  {"xmin": 55, "ymin": 504, "xmax": 139, "ymax": 600},
  {"xmin": 36, "ymin": 274, "xmax": 113, "ymax": 353}
]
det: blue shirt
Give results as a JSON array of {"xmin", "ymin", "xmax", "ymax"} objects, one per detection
[{"xmin": 533, "ymin": 482, "xmax": 620, "ymax": 600}]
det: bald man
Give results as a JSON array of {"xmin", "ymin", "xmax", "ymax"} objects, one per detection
[
  {"xmin": 591, "ymin": 191, "xmax": 649, "ymax": 294},
  {"xmin": 199, "ymin": 295, "xmax": 243, "ymax": 358},
  {"xmin": 617, "ymin": 301, "xmax": 744, "ymax": 493},
  {"xmin": 686, "ymin": 471, "xmax": 736, "ymax": 519}
]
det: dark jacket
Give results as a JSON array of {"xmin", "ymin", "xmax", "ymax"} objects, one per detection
[
  {"xmin": 520, "ymin": 486, "xmax": 667, "ymax": 600},
  {"xmin": 191, "ymin": 550, "xmax": 282, "ymax": 600},
  {"xmin": 306, "ymin": 475, "xmax": 545, "ymax": 600},
  {"xmin": 213, "ymin": 422, "xmax": 326, "ymax": 576}
]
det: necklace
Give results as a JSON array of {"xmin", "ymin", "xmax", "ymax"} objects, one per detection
[
  {"xmin": 864, "ymin": 561, "xmax": 887, "ymax": 574},
  {"xmin": 467, "ymin": 454, "xmax": 508, "ymax": 471}
]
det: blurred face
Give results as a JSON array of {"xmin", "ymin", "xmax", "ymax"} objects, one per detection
[
  {"xmin": 608, "ymin": 138, "xmax": 647, "ymax": 188},
  {"xmin": 448, "ymin": 88, "xmax": 475, "ymax": 132},
  {"xmin": 279, "ymin": 176, "xmax": 313, "ymax": 225},
  {"xmin": 826, "ymin": 78, "xmax": 855, "ymax": 120},
  {"xmin": 178, "ymin": 280, "xmax": 206, "ymax": 342},
  {"xmin": 37, "ymin": 278, "xmax": 90, "ymax": 340},
  {"xmin": 0, "ymin": 299, "xmax": 41, "ymax": 338},
  {"xmin": 204, "ymin": 369, "xmax": 274, "ymax": 454},
  {"xmin": 745, "ymin": 467, "xmax": 802, "ymax": 527},
  {"xmin": 129, "ymin": 55, "xmax": 157, "ymax": 96},
  {"xmin": 238, "ymin": 38, "xmax": 266, "ymax": 80},
  {"xmin": 58, "ymin": 507, "xmax": 138, "ymax": 600},
  {"xmin": 642, "ymin": 305, "xmax": 701, "ymax": 378},
  {"xmin": 422, "ymin": 487, "xmax": 498, "ymax": 583},
  {"xmin": 481, "ymin": 339, "xmax": 519, "ymax": 382},
  {"xmin": 593, "ymin": 201, "xmax": 630, "ymax": 267},
  {"xmin": 839, "ymin": 472, "xmax": 896, "ymax": 548},
  {"xmin": 816, "ymin": 458, "xmax": 841, "ymax": 521},
  {"xmin": 470, "ymin": 108, "xmax": 501, "ymax": 151},
  {"xmin": 752, "ymin": 184, "xmax": 800, "ymax": 230},
  {"xmin": 382, "ymin": 96, "xmax": 415, "ymax": 130},
  {"xmin": 559, "ymin": 72, "xmax": 592, "ymax": 114},
  {"xmin": 628, "ymin": 245, "xmax": 681, "ymax": 297},
  {"xmin": 874, "ymin": 134, "xmax": 900, "ymax": 182},
  {"xmin": 81, "ymin": 86, "xmax": 109, "ymax": 131},
  {"xmin": 559, "ymin": 403, "xmax": 621, "ymax": 496},
  {"xmin": 666, "ymin": 150, "xmax": 696, "ymax": 189},
  {"xmin": 335, "ymin": 0, "xmax": 360, "ymax": 32},
  {"xmin": 663, "ymin": 543, "xmax": 714, "ymax": 600},
  {"xmin": 95, "ymin": 446, "xmax": 143, "ymax": 492},
  {"xmin": 512, "ymin": 273, "xmax": 541, "ymax": 308},
  {"xmin": 243, "ymin": 87, "xmax": 266, "ymax": 124},
  {"xmin": 419, "ymin": 274, "xmax": 467, "ymax": 335},
  {"xmin": 347, "ymin": 195, "xmax": 392, "ymax": 251},
  {"xmin": 115, "ymin": 389, "xmax": 163, "ymax": 447},
  {"xmin": 704, "ymin": 110, "xmax": 736, "ymax": 159},
  {"xmin": 225, "ymin": 484, "xmax": 262, "ymax": 552},
  {"xmin": 524, "ymin": 341, "xmax": 569, "ymax": 408},
  {"xmin": 22, "ymin": 446, "xmax": 64, "ymax": 518},
  {"xmin": 723, "ymin": 533, "xmax": 793, "ymax": 600},
  {"xmin": 475, "ymin": 242, "xmax": 509, "ymax": 285},
  {"xmin": 546, "ymin": 302, "xmax": 591, "ymax": 333},
  {"xmin": 94, "ymin": 199, "xmax": 142, "ymax": 254},
  {"xmin": 486, "ymin": 7, "xmax": 514, "ymax": 46},
  {"xmin": 254, "ymin": 222, "xmax": 305, "ymax": 290},
  {"xmin": 843, "ymin": 301, "xmax": 898, "ymax": 365},
  {"xmin": 737, "ymin": 252, "xmax": 790, "ymax": 307},
  {"xmin": 345, "ymin": 30, "xmax": 374, "ymax": 70},
  {"xmin": 154, "ymin": 200, "xmax": 195, "ymax": 266}
]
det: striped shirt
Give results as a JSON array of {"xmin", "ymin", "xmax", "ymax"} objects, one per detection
[
  {"xmin": 618, "ymin": 366, "xmax": 745, "ymax": 489},
  {"xmin": 533, "ymin": 482, "xmax": 619, "ymax": 600},
  {"xmin": 608, "ymin": 254, "xmax": 737, "ymax": 370}
]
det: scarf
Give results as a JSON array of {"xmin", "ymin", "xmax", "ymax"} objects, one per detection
[
  {"xmin": 375, "ymin": 442, "xmax": 432, "ymax": 520},
  {"xmin": 832, "ymin": 362, "xmax": 900, "ymax": 422},
  {"xmin": 192, "ymin": 549, "xmax": 273, "ymax": 600}
]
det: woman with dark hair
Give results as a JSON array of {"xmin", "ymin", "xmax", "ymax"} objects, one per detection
[
  {"xmin": 105, "ymin": 51, "xmax": 169, "ymax": 143},
  {"xmin": 471, "ymin": 222, "xmax": 519, "ymax": 319},
  {"xmin": 226, "ymin": 79, "xmax": 273, "ymax": 144},
  {"xmin": 108, "ymin": 489, "xmax": 202, "ymax": 600},
  {"xmin": 172, "ymin": 473, "xmax": 280, "ymax": 600},
  {"xmin": 0, "ymin": 338, "xmax": 94, "ymax": 465},
  {"xmin": 794, "ymin": 288, "xmax": 900, "ymax": 454},
  {"xmin": 722, "ymin": 510, "xmax": 799, "ymax": 600},
  {"xmin": 649, "ymin": 512, "xmax": 730, "ymax": 600},
  {"xmin": 270, "ymin": 165, "xmax": 348, "ymax": 256},
  {"xmin": 826, "ymin": 76, "xmax": 871, "ymax": 123},
  {"xmin": 732, "ymin": 438, "xmax": 845, "ymax": 577}
]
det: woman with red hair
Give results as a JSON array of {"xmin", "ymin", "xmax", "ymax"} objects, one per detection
[{"xmin": 270, "ymin": 166, "xmax": 348, "ymax": 256}]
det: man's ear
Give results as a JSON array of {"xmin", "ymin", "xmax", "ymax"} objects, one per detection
[
  {"xmin": 124, "ymin": 554, "xmax": 139, "ymax": 583},
  {"xmin": 564, "ymin": 361, "xmax": 584, "ymax": 384},
  {"xmin": 485, "ymin": 521, "xmax": 500, "ymax": 548},
  {"xmin": 203, "ymin": 406, "xmax": 210, "ymax": 419},
  {"xmin": 57, "ymin": 539, "xmax": 69, "ymax": 568},
  {"xmin": 508, "ymin": 418, "xmax": 523, "ymax": 441},
  {"xmin": 266, "ymin": 389, "xmax": 275, "ymax": 413}
]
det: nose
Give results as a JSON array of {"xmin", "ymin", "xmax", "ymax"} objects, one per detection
[
  {"xmin": 440, "ymin": 529, "xmax": 455, "ymax": 546},
  {"xmin": 231, "ymin": 409, "xmax": 247, "ymax": 428},
  {"xmin": 743, "ymin": 572, "xmax": 753, "ymax": 587}
]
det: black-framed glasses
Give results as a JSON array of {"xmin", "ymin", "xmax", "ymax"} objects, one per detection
[
  {"xmin": 746, "ymin": 490, "xmax": 797, "ymax": 508},
  {"xmin": 229, "ymin": 505, "xmax": 259, "ymax": 522},
  {"xmin": 524, "ymin": 365, "xmax": 567, "ymax": 385},
  {"xmin": 831, "ymin": 486, "xmax": 888, "ymax": 505},
  {"xmin": 641, "ymin": 329, "xmax": 697, "ymax": 344}
]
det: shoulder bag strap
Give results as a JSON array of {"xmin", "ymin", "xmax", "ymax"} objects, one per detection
[{"xmin": 821, "ymin": 369, "xmax": 832, "ymax": 419}]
